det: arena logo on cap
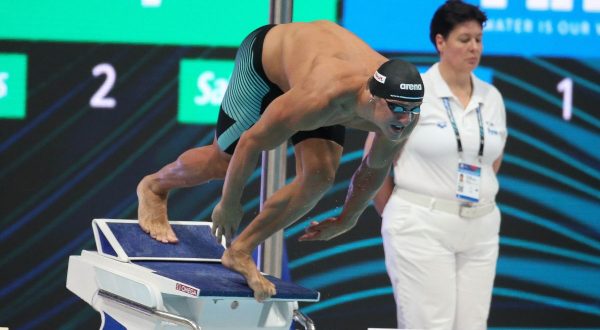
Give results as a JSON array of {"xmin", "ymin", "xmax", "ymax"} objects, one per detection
[
  {"xmin": 373, "ymin": 71, "xmax": 386, "ymax": 83},
  {"xmin": 399, "ymin": 83, "xmax": 422, "ymax": 90}
]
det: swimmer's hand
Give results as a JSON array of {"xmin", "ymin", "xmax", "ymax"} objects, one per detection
[
  {"xmin": 298, "ymin": 217, "xmax": 356, "ymax": 241},
  {"xmin": 211, "ymin": 201, "xmax": 243, "ymax": 247}
]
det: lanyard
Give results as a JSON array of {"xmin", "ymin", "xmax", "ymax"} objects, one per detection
[{"xmin": 442, "ymin": 97, "xmax": 484, "ymax": 158}]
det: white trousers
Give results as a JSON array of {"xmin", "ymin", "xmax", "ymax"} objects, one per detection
[{"xmin": 381, "ymin": 192, "xmax": 500, "ymax": 330}]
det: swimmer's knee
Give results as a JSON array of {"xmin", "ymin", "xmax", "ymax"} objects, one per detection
[
  {"xmin": 172, "ymin": 144, "xmax": 229, "ymax": 179},
  {"xmin": 212, "ymin": 147, "xmax": 231, "ymax": 178}
]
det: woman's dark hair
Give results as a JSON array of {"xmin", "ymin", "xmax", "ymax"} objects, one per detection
[{"xmin": 429, "ymin": 0, "xmax": 487, "ymax": 51}]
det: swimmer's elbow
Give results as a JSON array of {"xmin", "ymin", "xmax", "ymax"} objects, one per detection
[
  {"xmin": 239, "ymin": 128, "xmax": 287, "ymax": 153},
  {"xmin": 237, "ymin": 131, "xmax": 263, "ymax": 154},
  {"xmin": 364, "ymin": 153, "xmax": 390, "ymax": 171}
]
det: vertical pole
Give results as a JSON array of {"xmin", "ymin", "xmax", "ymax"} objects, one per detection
[{"xmin": 258, "ymin": 0, "xmax": 293, "ymax": 278}]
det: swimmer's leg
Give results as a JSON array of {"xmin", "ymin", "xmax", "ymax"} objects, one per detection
[{"xmin": 137, "ymin": 137, "xmax": 230, "ymax": 243}]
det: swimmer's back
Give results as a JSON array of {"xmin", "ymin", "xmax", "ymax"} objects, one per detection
[{"xmin": 263, "ymin": 21, "xmax": 386, "ymax": 91}]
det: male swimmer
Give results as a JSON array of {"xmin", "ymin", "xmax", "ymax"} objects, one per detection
[{"xmin": 137, "ymin": 21, "xmax": 424, "ymax": 301}]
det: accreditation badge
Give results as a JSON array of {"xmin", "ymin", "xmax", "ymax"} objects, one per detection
[{"xmin": 456, "ymin": 162, "xmax": 481, "ymax": 203}]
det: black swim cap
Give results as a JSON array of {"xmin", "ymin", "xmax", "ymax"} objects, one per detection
[{"xmin": 368, "ymin": 59, "xmax": 424, "ymax": 102}]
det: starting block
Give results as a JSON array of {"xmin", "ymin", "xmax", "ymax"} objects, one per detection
[{"xmin": 67, "ymin": 219, "xmax": 319, "ymax": 330}]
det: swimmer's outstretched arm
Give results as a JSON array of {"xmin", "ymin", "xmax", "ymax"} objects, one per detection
[
  {"xmin": 211, "ymin": 89, "xmax": 327, "ymax": 245},
  {"xmin": 364, "ymin": 132, "xmax": 402, "ymax": 216},
  {"xmin": 299, "ymin": 132, "xmax": 404, "ymax": 241}
]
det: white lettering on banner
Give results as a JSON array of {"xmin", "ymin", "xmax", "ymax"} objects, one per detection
[
  {"xmin": 141, "ymin": 0, "xmax": 161, "ymax": 7},
  {"xmin": 194, "ymin": 71, "xmax": 228, "ymax": 106},
  {"xmin": 557, "ymin": 77, "xmax": 573, "ymax": 121},
  {"xmin": 483, "ymin": 0, "xmax": 600, "ymax": 13},
  {"xmin": 481, "ymin": 0, "xmax": 508, "ymax": 9},
  {"xmin": 90, "ymin": 63, "xmax": 117, "ymax": 109},
  {"xmin": 551, "ymin": 0, "xmax": 574, "ymax": 11},
  {"xmin": 399, "ymin": 83, "xmax": 422, "ymax": 91},
  {"xmin": 584, "ymin": 0, "xmax": 600, "ymax": 12},
  {"xmin": 557, "ymin": 20, "xmax": 591, "ymax": 35},
  {"xmin": 486, "ymin": 17, "xmax": 535, "ymax": 33},
  {"xmin": 0, "ymin": 72, "xmax": 8, "ymax": 99},
  {"xmin": 538, "ymin": 19, "xmax": 554, "ymax": 34},
  {"xmin": 527, "ymin": 0, "xmax": 550, "ymax": 11},
  {"xmin": 486, "ymin": 17, "xmax": 600, "ymax": 36}
]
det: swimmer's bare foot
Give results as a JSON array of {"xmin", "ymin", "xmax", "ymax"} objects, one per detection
[
  {"xmin": 137, "ymin": 176, "xmax": 179, "ymax": 243},
  {"xmin": 222, "ymin": 247, "xmax": 276, "ymax": 302}
]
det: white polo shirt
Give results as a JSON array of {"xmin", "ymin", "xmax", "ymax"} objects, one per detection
[{"xmin": 393, "ymin": 63, "xmax": 507, "ymax": 204}]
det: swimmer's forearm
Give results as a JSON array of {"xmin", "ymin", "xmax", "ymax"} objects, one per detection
[
  {"xmin": 339, "ymin": 158, "xmax": 390, "ymax": 223},
  {"xmin": 221, "ymin": 138, "xmax": 261, "ymax": 206},
  {"xmin": 373, "ymin": 173, "xmax": 393, "ymax": 216}
]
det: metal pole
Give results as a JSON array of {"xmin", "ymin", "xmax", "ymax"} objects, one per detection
[{"xmin": 259, "ymin": 0, "xmax": 293, "ymax": 277}]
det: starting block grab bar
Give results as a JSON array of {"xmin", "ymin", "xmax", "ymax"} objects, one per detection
[
  {"xmin": 99, "ymin": 289, "xmax": 316, "ymax": 330},
  {"xmin": 98, "ymin": 289, "xmax": 200, "ymax": 330}
]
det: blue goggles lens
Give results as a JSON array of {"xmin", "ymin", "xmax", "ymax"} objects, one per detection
[{"xmin": 386, "ymin": 101, "xmax": 421, "ymax": 115}]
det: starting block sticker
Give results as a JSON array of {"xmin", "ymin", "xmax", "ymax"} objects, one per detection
[{"xmin": 92, "ymin": 219, "xmax": 225, "ymax": 262}]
